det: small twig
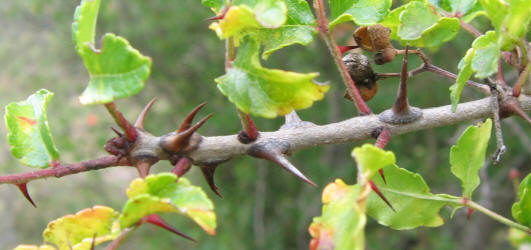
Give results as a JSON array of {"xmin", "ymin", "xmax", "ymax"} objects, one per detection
[
  {"xmin": 106, "ymin": 227, "xmax": 135, "ymax": 250},
  {"xmin": 496, "ymin": 60, "xmax": 507, "ymax": 87},
  {"xmin": 487, "ymin": 80, "xmax": 507, "ymax": 164},
  {"xmin": 0, "ymin": 156, "xmax": 130, "ymax": 185},
  {"xmin": 513, "ymin": 64, "xmax": 530, "ymax": 97},
  {"xmin": 314, "ymin": 0, "xmax": 372, "ymax": 115},
  {"xmin": 377, "ymin": 62, "xmax": 490, "ymax": 95},
  {"xmin": 459, "ymin": 19, "xmax": 482, "ymax": 37}
]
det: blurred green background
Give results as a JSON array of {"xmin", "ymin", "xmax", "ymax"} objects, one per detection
[{"xmin": 0, "ymin": 1, "xmax": 529, "ymax": 249}]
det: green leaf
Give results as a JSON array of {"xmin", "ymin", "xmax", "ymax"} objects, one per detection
[
  {"xmin": 5, "ymin": 89, "xmax": 60, "ymax": 168},
  {"xmin": 216, "ymin": 37, "xmax": 329, "ymax": 118},
  {"xmin": 309, "ymin": 179, "xmax": 365, "ymax": 250},
  {"xmin": 201, "ymin": 0, "xmax": 226, "ymax": 12},
  {"xmin": 72, "ymin": 0, "xmax": 152, "ymax": 105},
  {"xmin": 480, "ymin": 0, "xmax": 531, "ymax": 51},
  {"xmin": 450, "ymin": 31, "xmax": 499, "ymax": 111},
  {"xmin": 508, "ymin": 227, "xmax": 531, "ymax": 247},
  {"xmin": 351, "ymin": 144, "xmax": 395, "ymax": 181},
  {"xmin": 329, "ymin": 0, "xmax": 392, "ymax": 29},
  {"xmin": 367, "ymin": 164, "xmax": 449, "ymax": 229},
  {"xmin": 42, "ymin": 206, "xmax": 121, "ymax": 250},
  {"xmin": 512, "ymin": 173, "xmax": 531, "ymax": 227},
  {"xmin": 450, "ymin": 119, "xmax": 492, "ymax": 198},
  {"xmin": 429, "ymin": 0, "xmax": 479, "ymax": 16},
  {"xmin": 256, "ymin": 0, "xmax": 317, "ymax": 59},
  {"xmin": 380, "ymin": 2, "xmax": 459, "ymax": 48},
  {"xmin": 71, "ymin": 0, "xmax": 100, "ymax": 52},
  {"xmin": 209, "ymin": 0, "xmax": 316, "ymax": 59},
  {"xmin": 120, "ymin": 173, "xmax": 217, "ymax": 235},
  {"xmin": 77, "ymin": 33, "xmax": 152, "ymax": 105}
]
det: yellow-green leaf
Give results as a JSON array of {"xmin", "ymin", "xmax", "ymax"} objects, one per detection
[
  {"xmin": 309, "ymin": 179, "xmax": 365, "ymax": 250},
  {"xmin": 120, "ymin": 173, "xmax": 217, "ymax": 235},
  {"xmin": 216, "ymin": 37, "xmax": 329, "ymax": 118},
  {"xmin": 42, "ymin": 206, "xmax": 121, "ymax": 250},
  {"xmin": 72, "ymin": 0, "xmax": 152, "ymax": 105},
  {"xmin": 512, "ymin": 173, "xmax": 531, "ymax": 227},
  {"xmin": 450, "ymin": 119, "xmax": 492, "ymax": 198},
  {"xmin": 367, "ymin": 164, "xmax": 449, "ymax": 229},
  {"xmin": 4, "ymin": 89, "xmax": 60, "ymax": 168},
  {"xmin": 351, "ymin": 144, "xmax": 395, "ymax": 181}
]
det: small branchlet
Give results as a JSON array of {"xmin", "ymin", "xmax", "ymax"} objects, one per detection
[
  {"xmin": 248, "ymin": 140, "xmax": 316, "ymax": 186},
  {"xmin": 379, "ymin": 46, "xmax": 423, "ymax": 124}
]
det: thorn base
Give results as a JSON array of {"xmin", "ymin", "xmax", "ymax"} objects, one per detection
[{"xmin": 378, "ymin": 106, "xmax": 422, "ymax": 124}]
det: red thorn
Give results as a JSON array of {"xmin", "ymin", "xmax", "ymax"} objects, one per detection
[
  {"xmin": 241, "ymin": 113, "xmax": 259, "ymax": 142},
  {"xmin": 378, "ymin": 169, "xmax": 387, "ymax": 184},
  {"xmin": 144, "ymin": 214, "xmax": 196, "ymax": 242},
  {"xmin": 466, "ymin": 207, "xmax": 474, "ymax": 219},
  {"xmin": 16, "ymin": 183, "xmax": 36, "ymax": 208},
  {"xmin": 369, "ymin": 180, "xmax": 395, "ymax": 212},
  {"xmin": 134, "ymin": 97, "xmax": 157, "ymax": 129},
  {"xmin": 111, "ymin": 127, "xmax": 123, "ymax": 137},
  {"xmin": 136, "ymin": 161, "xmax": 153, "ymax": 178},
  {"xmin": 200, "ymin": 165, "xmax": 222, "ymax": 198},
  {"xmin": 178, "ymin": 103, "xmax": 207, "ymax": 133},
  {"xmin": 175, "ymin": 114, "xmax": 213, "ymax": 147},
  {"xmin": 338, "ymin": 45, "xmax": 359, "ymax": 54},
  {"xmin": 205, "ymin": 6, "xmax": 230, "ymax": 21},
  {"xmin": 172, "ymin": 158, "xmax": 192, "ymax": 177}
]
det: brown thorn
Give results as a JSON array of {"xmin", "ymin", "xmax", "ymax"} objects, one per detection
[
  {"xmin": 205, "ymin": 6, "xmax": 230, "ymax": 21},
  {"xmin": 200, "ymin": 165, "xmax": 222, "ymax": 198},
  {"xmin": 136, "ymin": 161, "xmax": 153, "ymax": 178},
  {"xmin": 16, "ymin": 183, "xmax": 36, "ymax": 208},
  {"xmin": 178, "ymin": 103, "xmax": 207, "ymax": 133},
  {"xmin": 90, "ymin": 233, "xmax": 97, "ymax": 250},
  {"xmin": 369, "ymin": 180, "xmax": 395, "ymax": 212},
  {"xmin": 134, "ymin": 97, "xmax": 158, "ymax": 129},
  {"xmin": 467, "ymin": 207, "xmax": 474, "ymax": 220},
  {"xmin": 249, "ymin": 143, "xmax": 315, "ymax": 186},
  {"xmin": 110, "ymin": 127, "xmax": 123, "ymax": 137},
  {"xmin": 144, "ymin": 214, "xmax": 197, "ymax": 242}
]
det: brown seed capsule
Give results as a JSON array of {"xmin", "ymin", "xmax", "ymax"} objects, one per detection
[
  {"xmin": 374, "ymin": 47, "xmax": 397, "ymax": 65},
  {"xmin": 354, "ymin": 24, "xmax": 393, "ymax": 52},
  {"xmin": 342, "ymin": 53, "xmax": 379, "ymax": 101}
]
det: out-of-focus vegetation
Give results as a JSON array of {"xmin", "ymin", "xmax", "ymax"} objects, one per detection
[{"xmin": 0, "ymin": 1, "xmax": 529, "ymax": 249}]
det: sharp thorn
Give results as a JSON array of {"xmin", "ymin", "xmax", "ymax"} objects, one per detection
[
  {"xmin": 144, "ymin": 214, "xmax": 197, "ymax": 242},
  {"xmin": 267, "ymin": 152, "xmax": 316, "ymax": 186},
  {"xmin": 110, "ymin": 127, "xmax": 123, "ymax": 137},
  {"xmin": 467, "ymin": 207, "xmax": 474, "ymax": 220},
  {"xmin": 378, "ymin": 169, "xmax": 387, "ymax": 184},
  {"xmin": 178, "ymin": 103, "xmax": 207, "ymax": 133},
  {"xmin": 338, "ymin": 45, "xmax": 359, "ymax": 54},
  {"xmin": 134, "ymin": 97, "xmax": 158, "ymax": 129},
  {"xmin": 90, "ymin": 233, "xmax": 97, "ymax": 250},
  {"xmin": 16, "ymin": 183, "xmax": 36, "ymax": 208},
  {"xmin": 200, "ymin": 165, "xmax": 223, "ymax": 198},
  {"xmin": 136, "ymin": 161, "xmax": 153, "ymax": 178},
  {"xmin": 369, "ymin": 180, "xmax": 395, "ymax": 212},
  {"xmin": 176, "ymin": 114, "xmax": 213, "ymax": 144},
  {"xmin": 205, "ymin": 6, "xmax": 230, "ymax": 21}
]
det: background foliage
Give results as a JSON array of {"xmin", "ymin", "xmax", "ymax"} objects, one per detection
[{"xmin": 0, "ymin": 0, "xmax": 529, "ymax": 249}]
